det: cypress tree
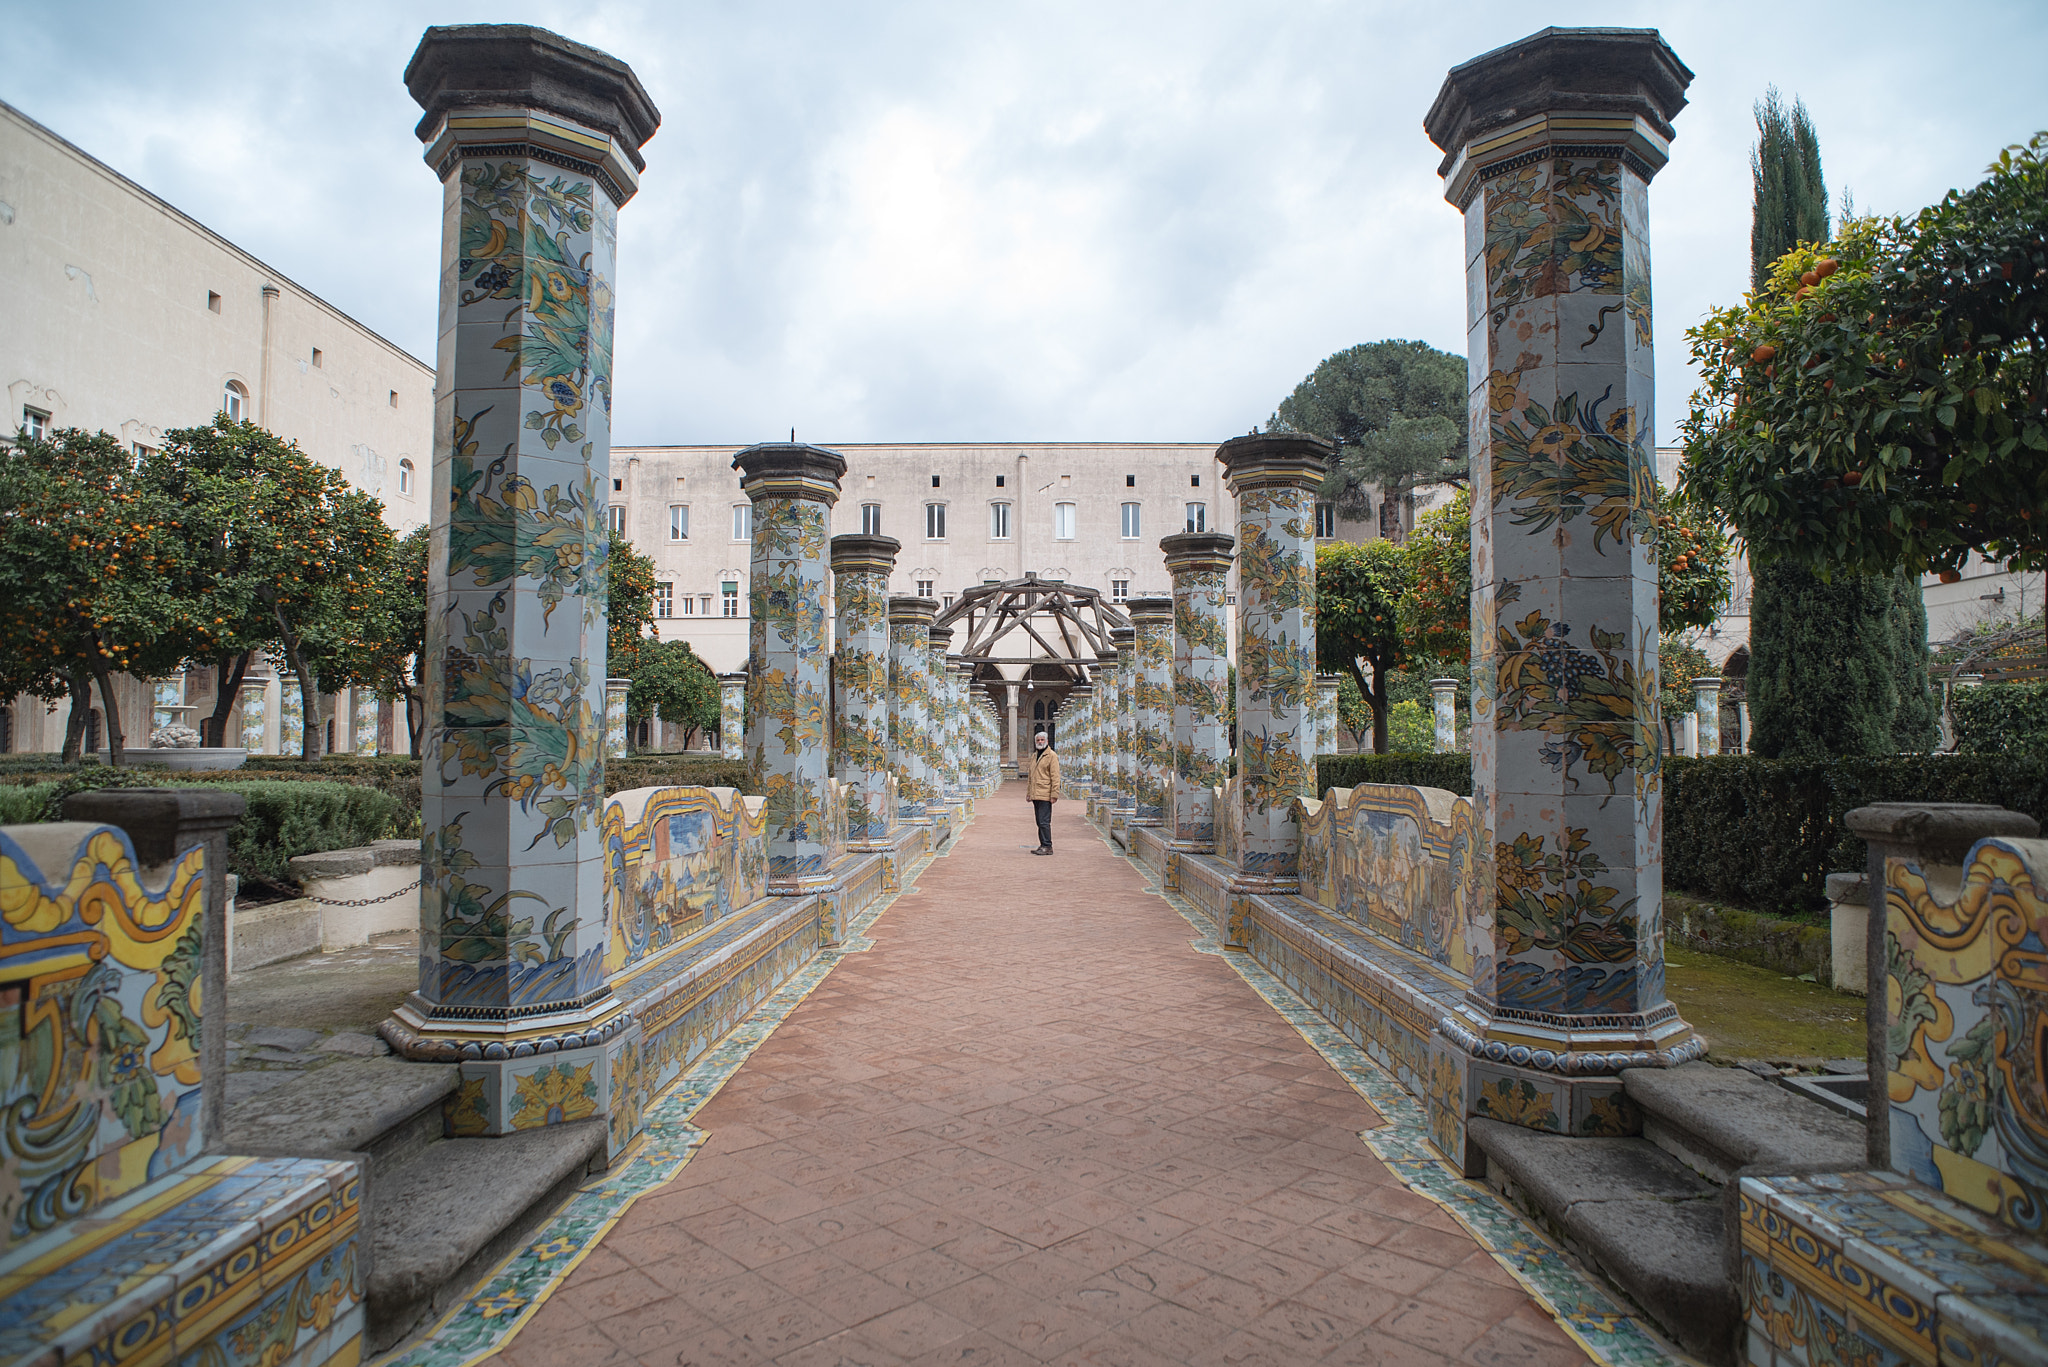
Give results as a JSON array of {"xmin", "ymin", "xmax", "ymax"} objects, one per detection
[
  {"xmin": 1750, "ymin": 87, "xmax": 1828, "ymax": 291},
  {"xmin": 1747, "ymin": 562, "xmax": 1897, "ymax": 759},
  {"xmin": 1742, "ymin": 91, "xmax": 1925, "ymax": 756}
]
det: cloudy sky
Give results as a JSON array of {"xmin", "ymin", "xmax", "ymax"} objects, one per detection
[{"xmin": 8, "ymin": 2, "xmax": 2044, "ymax": 448}]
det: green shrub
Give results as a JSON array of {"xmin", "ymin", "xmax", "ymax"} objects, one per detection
[
  {"xmin": 0, "ymin": 782, "xmax": 57, "ymax": 824},
  {"xmin": 1952, "ymin": 682, "xmax": 2048, "ymax": 755},
  {"xmin": 1316, "ymin": 752, "xmax": 1472, "ymax": 796},
  {"xmin": 606, "ymin": 754, "xmax": 754, "ymax": 794},
  {"xmin": 0, "ymin": 753, "xmax": 65, "ymax": 775},
  {"xmin": 218, "ymin": 781, "xmax": 411, "ymax": 888}
]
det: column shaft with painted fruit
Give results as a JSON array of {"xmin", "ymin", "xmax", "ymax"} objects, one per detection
[
  {"xmin": 1161, "ymin": 531, "xmax": 1233, "ymax": 848},
  {"xmin": 1126, "ymin": 598, "xmax": 1174, "ymax": 826},
  {"xmin": 1423, "ymin": 27, "xmax": 1701, "ymax": 1169},
  {"xmin": 831, "ymin": 534, "xmax": 901, "ymax": 845},
  {"xmin": 719, "ymin": 673, "xmax": 745, "ymax": 760},
  {"xmin": 390, "ymin": 26, "xmax": 659, "ymax": 1132},
  {"xmin": 1218, "ymin": 433, "xmax": 1329, "ymax": 883},
  {"xmin": 888, "ymin": 597, "xmax": 937, "ymax": 819},
  {"xmin": 737, "ymin": 443, "xmax": 846, "ymax": 890}
]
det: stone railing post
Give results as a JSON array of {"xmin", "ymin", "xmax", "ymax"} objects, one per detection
[
  {"xmin": 888, "ymin": 596, "xmax": 938, "ymax": 820},
  {"xmin": 63, "ymin": 788, "xmax": 247, "ymax": 1147},
  {"xmin": 831, "ymin": 534, "xmax": 901, "ymax": 846},
  {"xmin": 1423, "ymin": 27, "xmax": 1698, "ymax": 1167},
  {"xmin": 1127, "ymin": 597, "xmax": 1174, "ymax": 826},
  {"xmin": 1431, "ymin": 677, "xmax": 1459, "ymax": 753},
  {"xmin": 1315, "ymin": 675, "xmax": 1341, "ymax": 758},
  {"xmin": 1843, "ymin": 803, "xmax": 2040, "ymax": 1168},
  {"xmin": 1161, "ymin": 531, "xmax": 1233, "ymax": 848},
  {"xmin": 1692, "ymin": 676, "xmax": 1722, "ymax": 757},
  {"xmin": 1218, "ymin": 432, "xmax": 1329, "ymax": 883},
  {"xmin": 719, "ymin": 673, "xmax": 746, "ymax": 760},
  {"xmin": 391, "ymin": 25, "xmax": 658, "ymax": 1096},
  {"xmin": 737, "ymin": 443, "xmax": 845, "ymax": 889}
]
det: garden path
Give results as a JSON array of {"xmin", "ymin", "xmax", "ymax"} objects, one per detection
[{"xmin": 478, "ymin": 799, "xmax": 1590, "ymax": 1366}]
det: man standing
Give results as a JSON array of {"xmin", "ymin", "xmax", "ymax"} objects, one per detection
[{"xmin": 1025, "ymin": 729, "xmax": 1059, "ymax": 855}]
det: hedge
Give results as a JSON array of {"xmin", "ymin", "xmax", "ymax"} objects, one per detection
[
  {"xmin": 1313, "ymin": 751, "xmax": 2048, "ymax": 916},
  {"xmin": 1952, "ymin": 682, "xmax": 2048, "ymax": 755}
]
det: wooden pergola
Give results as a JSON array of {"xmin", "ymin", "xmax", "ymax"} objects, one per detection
[{"xmin": 932, "ymin": 573, "xmax": 1128, "ymax": 761}]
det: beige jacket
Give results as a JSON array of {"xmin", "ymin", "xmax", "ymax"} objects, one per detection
[{"xmin": 1025, "ymin": 745, "xmax": 1061, "ymax": 801}]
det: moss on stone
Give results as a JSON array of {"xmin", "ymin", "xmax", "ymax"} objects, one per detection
[{"xmin": 1666, "ymin": 945, "xmax": 1865, "ymax": 1063}]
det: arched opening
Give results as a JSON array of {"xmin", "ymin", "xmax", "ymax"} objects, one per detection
[{"xmin": 222, "ymin": 379, "xmax": 249, "ymax": 422}]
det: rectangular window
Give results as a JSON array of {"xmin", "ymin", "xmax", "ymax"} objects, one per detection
[
  {"xmin": 1185, "ymin": 502, "xmax": 1206, "ymax": 533},
  {"xmin": 861, "ymin": 503, "xmax": 882, "ymax": 535},
  {"xmin": 989, "ymin": 502, "xmax": 1011, "ymax": 539},
  {"xmin": 311, "ymin": 347, "xmax": 323, "ymax": 368},
  {"xmin": 931, "ymin": 474, "xmax": 941, "ymax": 487},
  {"xmin": 1054, "ymin": 502, "xmax": 1075, "ymax": 540},
  {"xmin": 607, "ymin": 505, "xmax": 627, "ymax": 537},
  {"xmin": 669, "ymin": 504, "xmax": 689, "ymax": 540},
  {"xmin": 1112, "ymin": 579, "xmax": 1130, "ymax": 603},
  {"xmin": 388, "ymin": 389, "xmax": 399, "ymax": 407},
  {"xmin": 699, "ymin": 594, "xmax": 713, "ymax": 617},
  {"xmin": 207, "ymin": 291, "xmax": 221, "ymax": 313},
  {"xmin": 132, "ymin": 441, "xmax": 154, "ymax": 459},
  {"xmin": 732, "ymin": 504, "xmax": 751, "ymax": 540},
  {"xmin": 722, "ymin": 581, "xmax": 740, "ymax": 617},
  {"xmin": 1191, "ymin": 473, "xmax": 1200, "ymax": 487},
  {"xmin": 916, "ymin": 578, "xmax": 935, "ymax": 599},
  {"xmin": 1126, "ymin": 474, "xmax": 1136, "ymax": 488},
  {"xmin": 1120, "ymin": 502, "xmax": 1142, "ymax": 539},
  {"xmin": 943, "ymin": 594, "xmax": 955, "ymax": 609},
  {"xmin": 653, "ymin": 582, "xmax": 673, "ymax": 618},
  {"xmin": 925, "ymin": 503, "xmax": 946, "ymax": 539},
  {"xmin": 679, "ymin": 592, "xmax": 695, "ymax": 616},
  {"xmin": 21, "ymin": 407, "xmax": 49, "ymax": 441},
  {"xmin": 995, "ymin": 474, "xmax": 1005, "ymax": 488},
  {"xmin": 1316, "ymin": 501, "xmax": 1336, "ymax": 538}
]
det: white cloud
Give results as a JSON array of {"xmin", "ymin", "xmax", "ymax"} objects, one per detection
[{"xmin": 6, "ymin": 0, "xmax": 2045, "ymax": 448}]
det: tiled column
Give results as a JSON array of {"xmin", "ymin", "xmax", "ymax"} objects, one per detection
[
  {"xmin": 1315, "ymin": 676, "xmax": 1341, "ymax": 758},
  {"xmin": 353, "ymin": 689, "xmax": 381, "ymax": 756},
  {"xmin": 888, "ymin": 597, "xmax": 938, "ymax": 820},
  {"xmin": 1693, "ymin": 677, "xmax": 1722, "ymax": 757},
  {"xmin": 1432, "ymin": 677, "xmax": 1460, "ymax": 753},
  {"xmin": 605, "ymin": 678, "xmax": 630, "ymax": 757},
  {"xmin": 1066, "ymin": 684, "xmax": 1093, "ymax": 798},
  {"xmin": 1093, "ymin": 649, "xmax": 1119, "ymax": 801},
  {"xmin": 927, "ymin": 626, "xmax": 957, "ymax": 803},
  {"xmin": 391, "ymin": 27, "xmax": 658, "ymax": 1087},
  {"xmin": 1161, "ymin": 531, "xmax": 1233, "ymax": 848},
  {"xmin": 831, "ymin": 534, "xmax": 901, "ymax": 846},
  {"xmin": 1109, "ymin": 628, "xmax": 1136, "ymax": 815},
  {"xmin": 239, "ymin": 678, "xmax": 267, "ymax": 754},
  {"xmin": 1219, "ymin": 433, "xmax": 1329, "ymax": 884},
  {"xmin": 1424, "ymin": 28, "xmax": 1700, "ymax": 1166},
  {"xmin": 1126, "ymin": 598, "xmax": 1174, "ymax": 826},
  {"xmin": 738, "ymin": 443, "xmax": 846, "ymax": 890},
  {"xmin": 719, "ymin": 673, "xmax": 745, "ymax": 760},
  {"xmin": 950, "ymin": 661, "xmax": 974, "ymax": 795}
]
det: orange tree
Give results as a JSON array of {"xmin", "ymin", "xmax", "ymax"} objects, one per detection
[
  {"xmin": 1315, "ymin": 540, "xmax": 1412, "ymax": 753},
  {"xmin": 606, "ymin": 532, "xmax": 660, "ymax": 676},
  {"xmin": 142, "ymin": 420, "xmax": 392, "ymax": 758},
  {"xmin": 1679, "ymin": 134, "xmax": 2048, "ymax": 584},
  {"xmin": 0, "ymin": 429, "xmax": 183, "ymax": 763}
]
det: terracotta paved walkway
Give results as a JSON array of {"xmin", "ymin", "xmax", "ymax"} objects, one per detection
[{"xmin": 484, "ymin": 797, "xmax": 1589, "ymax": 1367}]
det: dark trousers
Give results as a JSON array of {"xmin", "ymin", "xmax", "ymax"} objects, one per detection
[{"xmin": 1033, "ymin": 800, "xmax": 1053, "ymax": 850}]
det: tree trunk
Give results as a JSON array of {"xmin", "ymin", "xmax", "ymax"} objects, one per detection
[
  {"xmin": 268, "ymin": 597, "xmax": 323, "ymax": 760},
  {"xmin": 405, "ymin": 690, "xmax": 423, "ymax": 759},
  {"xmin": 1370, "ymin": 660, "xmax": 1389, "ymax": 754},
  {"xmin": 204, "ymin": 650, "xmax": 253, "ymax": 748},
  {"xmin": 87, "ymin": 639, "xmax": 126, "ymax": 768},
  {"xmin": 61, "ymin": 669, "xmax": 91, "ymax": 763}
]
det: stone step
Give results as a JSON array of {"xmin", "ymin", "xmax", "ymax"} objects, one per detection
[
  {"xmin": 1469, "ymin": 1117, "xmax": 1737, "ymax": 1366},
  {"xmin": 222, "ymin": 1054, "xmax": 459, "ymax": 1183},
  {"xmin": 1621, "ymin": 1060, "xmax": 1865, "ymax": 1185},
  {"xmin": 366, "ymin": 1118, "xmax": 608, "ymax": 1354}
]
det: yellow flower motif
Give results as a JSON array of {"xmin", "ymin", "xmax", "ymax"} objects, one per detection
[
  {"xmin": 1604, "ymin": 406, "xmax": 1636, "ymax": 441},
  {"xmin": 477, "ymin": 1291, "xmax": 530, "ymax": 1319},
  {"xmin": 1528, "ymin": 423, "xmax": 1580, "ymax": 458}
]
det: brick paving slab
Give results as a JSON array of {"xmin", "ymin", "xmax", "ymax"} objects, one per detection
[{"xmin": 481, "ymin": 798, "xmax": 1590, "ymax": 1366}]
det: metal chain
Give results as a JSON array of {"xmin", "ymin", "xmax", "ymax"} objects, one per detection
[{"xmin": 309, "ymin": 875, "xmax": 423, "ymax": 908}]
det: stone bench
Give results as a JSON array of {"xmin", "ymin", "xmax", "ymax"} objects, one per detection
[{"xmin": 285, "ymin": 838, "xmax": 421, "ymax": 953}]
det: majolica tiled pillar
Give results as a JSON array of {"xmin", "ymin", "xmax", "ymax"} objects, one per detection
[
  {"xmin": 354, "ymin": 689, "xmax": 381, "ymax": 756},
  {"xmin": 737, "ymin": 443, "xmax": 846, "ymax": 890},
  {"xmin": 1425, "ymin": 28, "xmax": 1699, "ymax": 1164},
  {"xmin": 1693, "ymin": 677, "xmax": 1722, "ymax": 757},
  {"xmin": 394, "ymin": 26, "xmax": 658, "ymax": 1082},
  {"xmin": 1094, "ymin": 648, "xmax": 1119, "ymax": 801},
  {"xmin": 719, "ymin": 673, "xmax": 745, "ymax": 760},
  {"xmin": 1315, "ymin": 676, "xmax": 1341, "ymax": 758},
  {"xmin": 1126, "ymin": 598, "xmax": 1174, "ymax": 826},
  {"xmin": 1219, "ymin": 433, "xmax": 1329, "ymax": 883},
  {"xmin": 927, "ymin": 626, "xmax": 957, "ymax": 802},
  {"xmin": 605, "ymin": 678, "xmax": 631, "ymax": 757},
  {"xmin": 888, "ymin": 597, "xmax": 937, "ymax": 819},
  {"xmin": 1067, "ymin": 684, "xmax": 1093, "ymax": 797},
  {"xmin": 239, "ymin": 678, "xmax": 267, "ymax": 753},
  {"xmin": 1161, "ymin": 531, "xmax": 1233, "ymax": 848},
  {"xmin": 831, "ymin": 534, "xmax": 901, "ymax": 845},
  {"xmin": 950, "ymin": 661, "xmax": 974, "ymax": 794},
  {"xmin": 1108, "ymin": 628, "xmax": 1137, "ymax": 815},
  {"xmin": 1432, "ymin": 677, "xmax": 1460, "ymax": 753}
]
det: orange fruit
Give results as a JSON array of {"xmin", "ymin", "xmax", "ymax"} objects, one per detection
[
  {"xmin": 1752, "ymin": 344, "xmax": 1777, "ymax": 363},
  {"xmin": 1939, "ymin": 571, "xmax": 1961, "ymax": 583},
  {"xmin": 1844, "ymin": 469, "xmax": 1863, "ymax": 486}
]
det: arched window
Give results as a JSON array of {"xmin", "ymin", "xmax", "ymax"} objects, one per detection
[
  {"xmin": 398, "ymin": 458, "xmax": 415, "ymax": 496},
  {"xmin": 222, "ymin": 380, "xmax": 249, "ymax": 422}
]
